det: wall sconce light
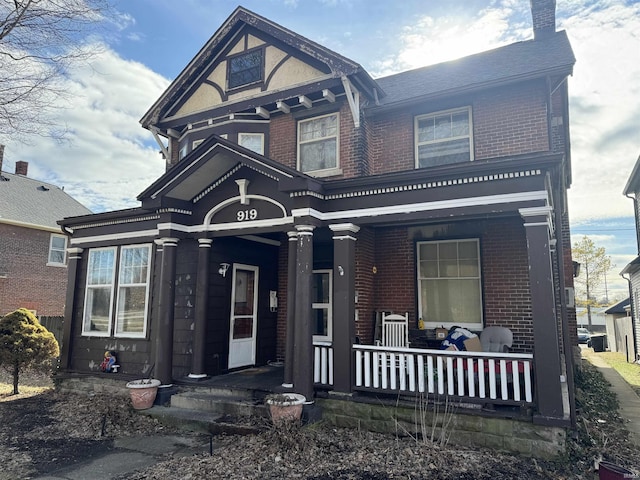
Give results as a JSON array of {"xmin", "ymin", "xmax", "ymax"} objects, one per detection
[
  {"xmin": 338, "ymin": 265, "xmax": 344, "ymax": 276},
  {"xmin": 218, "ymin": 263, "xmax": 230, "ymax": 277}
]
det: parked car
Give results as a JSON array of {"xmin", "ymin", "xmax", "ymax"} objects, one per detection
[{"xmin": 577, "ymin": 328, "xmax": 592, "ymax": 347}]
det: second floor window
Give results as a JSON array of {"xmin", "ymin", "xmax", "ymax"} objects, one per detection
[
  {"xmin": 298, "ymin": 113, "xmax": 339, "ymax": 174},
  {"xmin": 415, "ymin": 107, "xmax": 472, "ymax": 168},
  {"xmin": 238, "ymin": 133, "xmax": 264, "ymax": 155},
  {"xmin": 228, "ymin": 49, "xmax": 263, "ymax": 89}
]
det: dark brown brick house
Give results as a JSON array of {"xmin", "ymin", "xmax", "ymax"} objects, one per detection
[
  {"xmin": 0, "ymin": 147, "xmax": 92, "ymax": 316},
  {"xmin": 59, "ymin": 2, "xmax": 577, "ymax": 429}
]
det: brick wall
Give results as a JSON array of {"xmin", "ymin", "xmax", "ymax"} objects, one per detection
[
  {"xmin": 367, "ymin": 81, "xmax": 550, "ymax": 174},
  {"xmin": 473, "ymin": 81, "xmax": 549, "ymax": 159},
  {"xmin": 269, "ymin": 102, "xmax": 363, "ymax": 179},
  {"xmin": 0, "ymin": 223, "xmax": 69, "ymax": 316},
  {"xmin": 355, "ymin": 227, "xmax": 375, "ymax": 343},
  {"xmin": 481, "ymin": 218, "xmax": 533, "ymax": 352},
  {"xmin": 369, "ymin": 219, "xmax": 534, "ymax": 353},
  {"xmin": 372, "ymin": 227, "xmax": 416, "ymax": 321}
]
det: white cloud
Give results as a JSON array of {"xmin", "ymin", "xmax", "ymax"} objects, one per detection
[
  {"xmin": 560, "ymin": 2, "xmax": 640, "ymax": 222},
  {"xmin": 4, "ymin": 45, "xmax": 170, "ymax": 213},
  {"xmin": 370, "ymin": 2, "xmax": 530, "ymax": 77}
]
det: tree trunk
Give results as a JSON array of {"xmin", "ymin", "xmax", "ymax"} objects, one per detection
[{"xmin": 12, "ymin": 362, "xmax": 19, "ymax": 395}]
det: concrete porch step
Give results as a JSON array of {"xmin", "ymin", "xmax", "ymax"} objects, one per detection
[
  {"xmin": 170, "ymin": 390, "xmax": 270, "ymax": 418},
  {"xmin": 143, "ymin": 405, "xmax": 265, "ymax": 435}
]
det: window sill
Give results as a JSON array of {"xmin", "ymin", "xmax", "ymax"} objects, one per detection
[
  {"xmin": 304, "ymin": 167, "xmax": 342, "ymax": 178},
  {"xmin": 46, "ymin": 262, "xmax": 67, "ymax": 268}
]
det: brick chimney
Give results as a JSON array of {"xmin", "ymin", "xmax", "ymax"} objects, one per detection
[
  {"xmin": 530, "ymin": 0, "xmax": 556, "ymax": 39},
  {"xmin": 15, "ymin": 161, "xmax": 28, "ymax": 176},
  {"xmin": 0, "ymin": 145, "xmax": 4, "ymax": 172}
]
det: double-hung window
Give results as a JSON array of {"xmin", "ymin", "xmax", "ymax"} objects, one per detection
[
  {"xmin": 417, "ymin": 239, "xmax": 482, "ymax": 330},
  {"xmin": 298, "ymin": 113, "xmax": 339, "ymax": 175},
  {"xmin": 82, "ymin": 244, "xmax": 151, "ymax": 337},
  {"xmin": 415, "ymin": 107, "xmax": 472, "ymax": 168},
  {"xmin": 47, "ymin": 234, "xmax": 67, "ymax": 266},
  {"xmin": 312, "ymin": 270, "xmax": 332, "ymax": 342}
]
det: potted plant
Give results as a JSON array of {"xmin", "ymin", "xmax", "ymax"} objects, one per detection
[
  {"xmin": 126, "ymin": 378, "xmax": 161, "ymax": 410},
  {"xmin": 264, "ymin": 393, "xmax": 306, "ymax": 423}
]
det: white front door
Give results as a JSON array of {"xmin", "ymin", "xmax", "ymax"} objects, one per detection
[{"xmin": 228, "ymin": 264, "xmax": 259, "ymax": 369}]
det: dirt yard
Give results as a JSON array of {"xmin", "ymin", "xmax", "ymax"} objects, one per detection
[{"xmin": 0, "ymin": 361, "xmax": 638, "ymax": 479}]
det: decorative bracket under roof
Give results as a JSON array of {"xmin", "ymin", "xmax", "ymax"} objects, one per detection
[
  {"xmin": 341, "ymin": 76, "xmax": 360, "ymax": 128},
  {"xmin": 150, "ymin": 127, "xmax": 169, "ymax": 160}
]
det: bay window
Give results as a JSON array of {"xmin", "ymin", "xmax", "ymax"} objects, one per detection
[
  {"xmin": 83, "ymin": 244, "xmax": 151, "ymax": 337},
  {"xmin": 417, "ymin": 239, "xmax": 483, "ymax": 330}
]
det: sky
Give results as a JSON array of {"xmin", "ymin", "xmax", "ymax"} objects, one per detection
[{"xmin": 2, "ymin": 0, "xmax": 639, "ymax": 301}]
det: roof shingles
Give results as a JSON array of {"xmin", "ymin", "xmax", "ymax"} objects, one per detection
[{"xmin": 0, "ymin": 172, "xmax": 92, "ymax": 230}]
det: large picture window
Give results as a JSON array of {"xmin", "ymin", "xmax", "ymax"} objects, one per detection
[
  {"xmin": 83, "ymin": 244, "xmax": 151, "ymax": 337},
  {"xmin": 298, "ymin": 113, "xmax": 339, "ymax": 175},
  {"xmin": 417, "ymin": 239, "xmax": 482, "ymax": 330},
  {"xmin": 415, "ymin": 107, "xmax": 472, "ymax": 168},
  {"xmin": 228, "ymin": 49, "xmax": 263, "ymax": 89}
]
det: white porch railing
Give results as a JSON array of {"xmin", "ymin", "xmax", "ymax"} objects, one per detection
[
  {"xmin": 353, "ymin": 345, "xmax": 534, "ymax": 404},
  {"xmin": 313, "ymin": 341, "xmax": 333, "ymax": 386}
]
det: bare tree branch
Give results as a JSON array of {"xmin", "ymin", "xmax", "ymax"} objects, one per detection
[{"xmin": 0, "ymin": 0, "xmax": 109, "ymax": 140}]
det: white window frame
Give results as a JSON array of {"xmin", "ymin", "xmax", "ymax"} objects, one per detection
[
  {"xmin": 414, "ymin": 107, "xmax": 473, "ymax": 168},
  {"xmin": 297, "ymin": 112, "xmax": 341, "ymax": 177},
  {"xmin": 82, "ymin": 244, "xmax": 152, "ymax": 338},
  {"xmin": 114, "ymin": 244, "xmax": 152, "ymax": 338},
  {"xmin": 47, "ymin": 233, "xmax": 67, "ymax": 266},
  {"xmin": 192, "ymin": 139, "xmax": 204, "ymax": 149},
  {"xmin": 238, "ymin": 132, "xmax": 264, "ymax": 155},
  {"xmin": 178, "ymin": 144, "xmax": 188, "ymax": 160},
  {"xmin": 312, "ymin": 269, "xmax": 333, "ymax": 342},
  {"xmin": 417, "ymin": 239, "xmax": 483, "ymax": 330},
  {"xmin": 82, "ymin": 247, "xmax": 117, "ymax": 337}
]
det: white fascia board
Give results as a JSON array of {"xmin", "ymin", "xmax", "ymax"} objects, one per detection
[
  {"xmin": 292, "ymin": 190, "xmax": 548, "ymax": 221},
  {"xmin": 0, "ymin": 218, "xmax": 62, "ymax": 233},
  {"xmin": 69, "ymin": 229, "xmax": 159, "ymax": 245}
]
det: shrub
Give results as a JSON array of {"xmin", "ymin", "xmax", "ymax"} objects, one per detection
[{"xmin": 0, "ymin": 308, "xmax": 60, "ymax": 394}]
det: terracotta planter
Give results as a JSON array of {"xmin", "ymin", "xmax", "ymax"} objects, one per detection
[
  {"xmin": 265, "ymin": 393, "xmax": 306, "ymax": 423},
  {"xmin": 126, "ymin": 379, "xmax": 161, "ymax": 410}
]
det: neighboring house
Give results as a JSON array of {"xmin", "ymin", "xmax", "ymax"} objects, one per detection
[
  {"xmin": 621, "ymin": 154, "xmax": 640, "ymax": 362},
  {"xmin": 0, "ymin": 146, "xmax": 92, "ymax": 316},
  {"xmin": 59, "ymin": 2, "xmax": 577, "ymax": 428},
  {"xmin": 603, "ymin": 298, "xmax": 634, "ymax": 358}
]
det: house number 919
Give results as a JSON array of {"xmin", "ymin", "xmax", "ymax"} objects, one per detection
[{"xmin": 237, "ymin": 208, "xmax": 258, "ymax": 221}]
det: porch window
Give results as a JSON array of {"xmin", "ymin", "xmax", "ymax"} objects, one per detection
[
  {"xmin": 298, "ymin": 113, "xmax": 340, "ymax": 176},
  {"xmin": 238, "ymin": 133, "xmax": 264, "ymax": 155},
  {"xmin": 228, "ymin": 49, "xmax": 263, "ymax": 89},
  {"xmin": 312, "ymin": 270, "xmax": 332, "ymax": 341},
  {"xmin": 415, "ymin": 107, "xmax": 473, "ymax": 168},
  {"xmin": 115, "ymin": 245, "xmax": 151, "ymax": 337},
  {"xmin": 47, "ymin": 234, "xmax": 67, "ymax": 266},
  {"xmin": 82, "ymin": 244, "xmax": 151, "ymax": 337},
  {"xmin": 417, "ymin": 239, "xmax": 483, "ymax": 330}
]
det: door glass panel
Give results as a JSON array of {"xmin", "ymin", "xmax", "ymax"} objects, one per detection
[
  {"xmin": 233, "ymin": 317, "xmax": 254, "ymax": 339},
  {"xmin": 313, "ymin": 309, "xmax": 328, "ymax": 336},
  {"xmin": 313, "ymin": 272, "xmax": 330, "ymax": 303},
  {"xmin": 234, "ymin": 270, "xmax": 255, "ymax": 315}
]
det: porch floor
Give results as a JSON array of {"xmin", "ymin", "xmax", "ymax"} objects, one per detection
[{"xmin": 176, "ymin": 364, "xmax": 285, "ymax": 393}]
